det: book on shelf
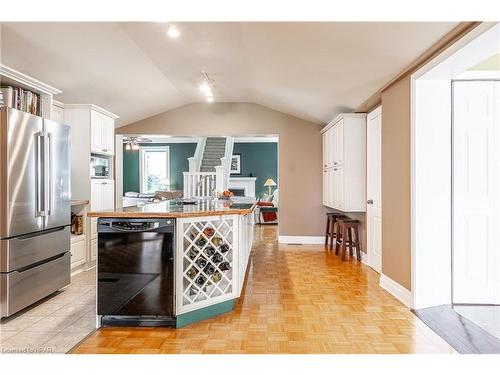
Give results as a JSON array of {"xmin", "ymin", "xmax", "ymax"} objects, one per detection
[{"xmin": 0, "ymin": 85, "xmax": 42, "ymax": 116}]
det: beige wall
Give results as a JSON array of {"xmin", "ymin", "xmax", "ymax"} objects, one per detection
[
  {"xmin": 117, "ymin": 102, "xmax": 327, "ymax": 237},
  {"xmin": 380, "ymin": 77, "xmax": 412, "ymax": 290},
  {"xmin": 373, "ymin": 23, "xmax": 480, "ymax": 291}
]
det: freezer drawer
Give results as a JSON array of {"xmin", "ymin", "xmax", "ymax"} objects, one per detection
[
  {"xmin": 0, "ymin": 226, "xmax": 70, "ymax": 273},
  {"xmin": 0, "ymin": 252, "xmax": 70, "ymax": 318}
]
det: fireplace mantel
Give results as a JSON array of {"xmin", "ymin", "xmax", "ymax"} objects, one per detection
[{"xmin": 228, "ymin": 177, "xmax": 257, "ymax": 198}]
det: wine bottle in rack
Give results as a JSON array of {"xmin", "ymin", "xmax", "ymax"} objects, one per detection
[
  {"xmin": 186, "ymin": 267, "xmax": 198, "ymax": 279},
  {"xmin": 203, "ymin": 227, "xmax": 215, "ymax": 238},
  {"xmin": 212, "ymin": 236, "xmax": 223, "ymax": 246},
  {"xmin": 211, "ymin": 272, "xmax": 222, "ymax": 283},
  {"xmin": 189, "ymin": 229, "xmax": 197, "ymax": 240},
  {"xmin": 204, "ymin": 246, "xmax": 216, "ymax": 257},
  {"xmin": 203, "ymin": 264, "xmax": 216, "ymax": 275},
  {"xmin": 218, "ymin": 261, "xmax": 231, "ymax": 271},
  {"xmin": 188, "ymin": 248, "xmax": 199, "ymax": 260},
  {"xmin": 195, "ymin": 275, "xmax": 207, "ymax": 286},
  {"xmin": 196, "ymin": 256, "xmax": 208, "ymax": 269},
  {"xmin": 212, "ymin": 253, "xmax": 223, "ymax": 264},
  {"xmin": 219, "ymin": 243, "xmax": 230, "ymax": 253},
  {"xmin": 196, "ymin": 237, "xmax": 207, "ymax": 247}
]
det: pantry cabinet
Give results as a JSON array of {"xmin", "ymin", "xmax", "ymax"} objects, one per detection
[{"xmin": 322, "ymin": 113, "xmax": 366, "ymax": 212}]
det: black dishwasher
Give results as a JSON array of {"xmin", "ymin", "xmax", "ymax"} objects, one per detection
[{"xmin": 97, "ymin": 218, "xmax": 175, "ymax": 327}]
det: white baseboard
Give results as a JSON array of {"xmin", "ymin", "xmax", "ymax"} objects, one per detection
[
  {"xmin": 379, "ymin": 273, "xmax": 412, "ymax": 307},
  {"xmin": 278, "ymin": 235, "xmax": 325, "ymax": 245}
]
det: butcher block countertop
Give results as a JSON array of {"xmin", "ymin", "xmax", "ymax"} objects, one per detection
[{"xmin": 87, "ymin": 198, "xmax": 257, "ymax": 218}]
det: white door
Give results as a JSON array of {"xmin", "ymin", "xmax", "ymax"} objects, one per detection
[
  {"xmin": 367, "ymin": 106, "xmax": 382, "ymax": 273},
  {"xmin": 453, "ymin": 81, "xmax": 500, "ymax": 304}
]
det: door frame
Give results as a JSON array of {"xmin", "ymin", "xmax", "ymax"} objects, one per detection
[
  {"xmin": 366, "ymin": 106, "xmax": 382, "ymax": 273},
  {"xmin": 410, "ymin": 23, "xmax": 498, "ymax": 309}
]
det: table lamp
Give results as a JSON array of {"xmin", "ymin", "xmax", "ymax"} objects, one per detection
[{"xmin": 264, "ymin": 178, "xmax": 277, "ymax": 195}]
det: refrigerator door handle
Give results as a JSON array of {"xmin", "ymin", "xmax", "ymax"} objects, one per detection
[
  {"xmin": 35, "ymin": 132, "xmax": 46, "ymax": 217},
  {"xmin": 45, "ymin": 132, "xmax": 53, "ymax": 216}
]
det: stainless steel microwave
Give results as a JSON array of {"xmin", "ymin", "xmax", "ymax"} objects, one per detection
[{"xmin": 90, "ymin": 154, "xmax": 112, "ymax": 178}]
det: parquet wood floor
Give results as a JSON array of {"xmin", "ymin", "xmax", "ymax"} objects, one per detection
[{"xmin": 73, "ymin": 225, "xmax": 455, "ymax": 354}]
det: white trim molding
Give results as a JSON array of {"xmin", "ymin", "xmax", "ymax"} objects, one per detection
[
  {"xmin": 278, "ymin": 236, "xmax": 324, "ymax": 245},
  {"xmin": 379, "ymin": 274, "xmax": 412, "ymax": 307}
]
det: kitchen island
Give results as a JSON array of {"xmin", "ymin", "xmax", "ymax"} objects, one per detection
[{"xmin": 88, "ymin": 198, "xmax": 256, "ymax": 327}]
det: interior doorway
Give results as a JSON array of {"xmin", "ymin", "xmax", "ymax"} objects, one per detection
[{"xmin": 412, "ymin": 23, "xmax": 500, "ymax": 348}]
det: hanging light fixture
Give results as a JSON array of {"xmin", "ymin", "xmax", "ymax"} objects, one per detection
[
  {"xmin": 200, "ymin": 71, "xmax": 215, "ymax": 103},
  {"xmin": 123, "ymin": 136, "xmax": 152, "ymax": 151}
]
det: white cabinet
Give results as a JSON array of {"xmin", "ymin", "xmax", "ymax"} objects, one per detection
[
  {"xmin": 90, "ymin": 238, "xmax": 97, "ymax": 262},
  {"xmin": 91, "ymin": 179, "xmax": 115, "ymax": 211},
  {"xmin": 91, "ymin": 109, "xmax": 115, "ymax": 155},
  {"xmin": 51, "ymin": 101, "xmax": 64, "ymax": 123},
  {"xmin": 322, "ymin": 113, "xmax": 366, "ymax": 212},
  {"xmin": 70, "ymin": 236, "xmax": 86, "ymax": 268}
]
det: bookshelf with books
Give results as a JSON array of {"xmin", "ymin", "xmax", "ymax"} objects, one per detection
[{"xmin": 0, "ymin": 64, "xmax": 61, "ymax": 119}]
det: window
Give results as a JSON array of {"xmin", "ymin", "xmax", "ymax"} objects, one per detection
[{"xmin": 139, "ymin": 146, "xmax": 170, "ymax": 193}]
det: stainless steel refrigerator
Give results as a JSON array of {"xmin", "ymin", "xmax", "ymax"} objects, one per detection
[{"xmin": 0, "ymin": 107, "xmax": 71, "ymax": 318}]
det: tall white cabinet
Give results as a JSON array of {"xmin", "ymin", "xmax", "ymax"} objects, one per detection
[
  {"xmin": 64, "ymin": 104, "xmax": 118, "ymax": 268},
  {"xmin": 322, "ymin": 113, "xmax": 367, "ymax": 212}
]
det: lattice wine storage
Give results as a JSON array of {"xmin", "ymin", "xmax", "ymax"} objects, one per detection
[{"xmin": 176, "ymin": 215, "xmax": 239, "ymax": 314}]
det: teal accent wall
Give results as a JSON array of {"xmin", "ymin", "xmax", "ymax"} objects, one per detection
[
  {"xmin": 176, "ymin": 299, "xmax": 235, "ymax": 328},
  {"xmin": 232, "ymin": 142, "xmax": 278, "ymax": 198},
  {"xmin": 122, "ymin": 143, "xmax": 197, "ymax": 193}
]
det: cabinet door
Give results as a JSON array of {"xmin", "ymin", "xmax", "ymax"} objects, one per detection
[
  {"xmin": 90, "ymin": 111, "xmax": 103, "ymax": 153},
  {"xmin": 322, "ymin": 133, "xmax": 328, "ymax": 170},
  {"xmin": 90, "ymin": 180, "xmax": 102, "ymax": 211},
  {"xmin": 91, "ymin": 179, "xmax": 114, "ymax": 210},
  {"xmin": 335, "ymin": 120, "xmax": 344, "ymax": 167},
  {"xmin": 335, "ymin": 167, "xmax": 345, "ymax": 210},
  {"xmin": 101, "ymin": 117, "xmax": 115, "ymax": 155},
  {"xmin": 51, "ymin": 105, "xmax": 64, "ymax": 123},
  {"xmin": 70, "ymin": 239, "xmax": 86, "ymax": 267},
  {"xmin": 90, "ymin": 238, "xmax": 97, "ymax": 262},
  {"xmin": 101, "ymin": 180, "xmax": 115, "ymax": 210}
]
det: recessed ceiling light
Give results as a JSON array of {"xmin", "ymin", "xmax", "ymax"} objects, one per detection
[
  {"xmin": 167, "ymin": 24, "xmax": 180, "ymax": 39},
  {"xmin": 206, "ymin": 96, "xmax": 214, "ymax": 103}
]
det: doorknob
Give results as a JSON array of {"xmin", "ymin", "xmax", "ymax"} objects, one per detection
[{"xmin": 367, "ymin": 199, "xmax": 373, "ymax": 204}]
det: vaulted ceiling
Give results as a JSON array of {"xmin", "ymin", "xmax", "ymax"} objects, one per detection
[{"xmin": 0, "ymin": 22, "xmax": 458, "ymax": 126}]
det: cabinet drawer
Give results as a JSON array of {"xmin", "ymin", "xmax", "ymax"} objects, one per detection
[{"xmin": 70, "ymin": 239, "xmax": 86, "ymax": 266}]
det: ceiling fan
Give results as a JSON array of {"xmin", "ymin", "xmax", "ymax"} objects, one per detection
[{"xmin": 123, "ymin": 136, "xmax": 152, "ymax": 150}]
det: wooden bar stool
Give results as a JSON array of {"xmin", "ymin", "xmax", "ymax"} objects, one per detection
[
  {"xmin": 335, "ymin": 219, "xmax": 361, "ymax": 261},
  {"xmin": 325, "ymin": 213, "xmax": 346, "ymax": 250}
]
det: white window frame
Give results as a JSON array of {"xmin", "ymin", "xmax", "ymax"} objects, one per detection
[{"xmin": 139, "ymin": 146, "xmax": 170, "ymax": 193}]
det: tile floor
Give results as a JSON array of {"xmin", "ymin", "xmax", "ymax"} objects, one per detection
[
  {"xmin": 0, "ymin": 269, "xmax": 96, "ymax": 354},
  {"xmin": 453, "ymin": 305, "xmax": 500, "ymax": 340}
]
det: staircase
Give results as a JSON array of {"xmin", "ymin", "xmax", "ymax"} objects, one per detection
[
  {"xmin": 183, "ymin": 136, "xmax": 234, "ymax": 198},
  {"xmin": 200, "ymin": 137, "xmax": 227, "ymax": 172}
]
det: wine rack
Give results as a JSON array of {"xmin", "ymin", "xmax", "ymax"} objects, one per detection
[{"xmin": 176, "ymin": 215, "xmax": 239, "ymax": 314}]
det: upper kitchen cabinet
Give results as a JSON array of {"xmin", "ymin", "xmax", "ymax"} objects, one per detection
[
  {"xmin": 91, "ymin": 109, "xmax": 117, "ymax": 155},
  {"xmin": 322, "ymin": 113, "xmax": 366, "ymax": 212}
]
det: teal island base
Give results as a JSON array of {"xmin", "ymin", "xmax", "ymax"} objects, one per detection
[{"xmin": 176, "ymin": 299, "xmax": 236, "ymax": 328}]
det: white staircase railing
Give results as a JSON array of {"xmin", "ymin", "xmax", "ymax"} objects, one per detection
[
  {"xmin": 183, "ymin": 136, "xmax": 234, "ymax": 198},
  {"xmin": 183, "ymin": 172, "xmax": 216, "ymax": 198},
  {"xmin": 187, "ymin": 137, "xmax": 206, "ymax": 173}
]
